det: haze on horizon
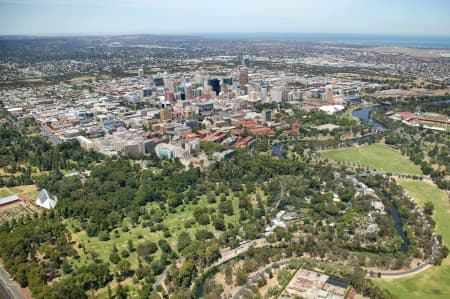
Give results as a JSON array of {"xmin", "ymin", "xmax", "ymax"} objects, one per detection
[{"xmin": 0, "ymin": 0, "xmax": 449, "ymax": 37}]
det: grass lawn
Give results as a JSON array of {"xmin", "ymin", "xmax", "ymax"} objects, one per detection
[
  {"xmin": 376, "ymin": 180, "xmax": 450, "ymax": 299},
  {"xmin": 0, "ymin": 185, "xmax": 39, "ymax": 201},
  {"xmin": 320, "ymin": 143, "xmax": 423, "ymax": 175}
]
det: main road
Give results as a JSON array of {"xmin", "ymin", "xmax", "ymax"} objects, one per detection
[
  {"xmin": 153, "ymin": 239, "xmax": 266, "ymax": 291},
  {"xmin": 0, "ymin": 266, "xmax": 24, "ymax": 299}
]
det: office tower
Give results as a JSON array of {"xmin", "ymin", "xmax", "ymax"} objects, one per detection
[
  {"xmin": 153, "ymin": 77, "xmax": 164, "ymax": 87},
  {"xmin": 223, "ymin": 76, "xmax": 233, "ymax": 85},
  {"xmin": 262, "ymin": 110, "xmax": 272, "ymax": 124},
  {"xmin": 271, "ymin": 86, "xmax": 283, "ymax": 103},
  {"xmin": 242, "ymin": 84, "xmax": 251, "ymax": 96},
  {"xmin": 165, "ymin": 91, "xmax": 175, "ymax": 102},
  {"xmin": 209, "ymin": 79, "xmax": 221, "ymax": 96},
  {"xmin": 282, "ymin": 88, "xmax": 289, "ymax": 102},
  {"xmin": 324, "ymin": 88, "xmax": 334, "ymax": 102},
  {"xmin": 143, "ymin": 88, "xmax": 152, "ymax": 97},
  {"xmin": 160, "ymin": 108, "xmax": 172, "ymax": 122},
  {"xmin": 138, "ymin": 68, "xmax": 144, "ymax": 79},
  {"xmin": 260, "ymin": 87, "xmax": 268, "ymax": 100},
  {"xmin": 194, "ymin": 87, "xmax": 203, "ymax": 98},
  {"xmin": 184, "ymin": 83, "xmax": 193, "ymax": 99},
  {"xmin": 240, "ymin": 68, "xmax": 249, "ymax": 86}
]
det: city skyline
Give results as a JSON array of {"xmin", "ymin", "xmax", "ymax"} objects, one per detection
[{"xmin": 0, "ymin": 0, "xmax": 450, "ymax": 36}]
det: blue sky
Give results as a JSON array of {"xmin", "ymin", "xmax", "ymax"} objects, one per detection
[{"xmin": 0, "ymin": 0, "xmax": 449, "ymax": 36}]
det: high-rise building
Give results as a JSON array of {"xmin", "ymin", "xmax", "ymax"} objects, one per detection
[
  {"xmin": 184, "ymin": 83, "xmax": 193, "ymax": 99},
  {"xmin": 324, "ymin": 88, "xmax": 334, "ymax": 102},
  {"xmin": 260, "ymin": 87, "xmax": 268, "ymax": 100},
  {"xmin": 160, "ymin": 108, "xmax": 172, "ymax": 122},
  {"xmin": 223, "ymin": 76, "xmax": 233, "ymax": 85},
  {"xmin": 143, "ymin": 88, "xmax": 152, "ymax": 97},
  {"xmin": 138, "ymin": 68, "xmax": 144, "ymax": 79},
  {"xmin": 209, "ymin": 79, "xmax": 221, "ymax": 96},
  {"xmin": 262, "ymin": 110, "xmax": 272, "ymax": 124},
  {"xmin": 282, "ymin": 88, "xmax": 289, "ymax": 102},
  {"xmin": 165, "ymin": 91, "xmax": 175, "ymax": 102},
  {"xmin": 153, "ymin": 77, "xmax": 165, "ymax": 87},
  {"xmin": 240, "ymin": 68, "xmax": 249, "ymax": 86},
  {"xmin": 243, "ymin": 84, "xmax": 251, "ymax": 96},
  {"xmin": 271, "ymin": 86, "xmax": 283, "ymax": 103}
]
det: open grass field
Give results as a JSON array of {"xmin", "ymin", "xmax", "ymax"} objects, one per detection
[
  {"xmin": 376, "ymin": 180, "xmax": 450, "ymax": 299},
  {"xmin": 0, "ymin": 185, "xmax": 39, "ymax": 201},
  {"xmin": 320, "ymin": 143, "xmax": 423, "ymax": 175}
]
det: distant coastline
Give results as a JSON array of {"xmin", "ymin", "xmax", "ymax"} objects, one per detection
[
  {"xmin": 201, "ymin": 32, "xmax": 450, "ymax": 49},
  {"xmin": 0, "ymin": 32, "xmax": 449, "ymax": 49}
]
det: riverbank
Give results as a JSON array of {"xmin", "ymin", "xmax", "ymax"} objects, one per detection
[{"xmin": 375, "ymin": 180, "xmax": 450, "ymax": 299}]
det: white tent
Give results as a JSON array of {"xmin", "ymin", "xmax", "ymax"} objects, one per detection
[{"xmin": 35, "ymin": 189, "xmax": 58, "ymax": 209}]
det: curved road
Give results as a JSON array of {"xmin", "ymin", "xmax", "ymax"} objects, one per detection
[
  {"xmin": 372, "ymin": 235, "xmax": 439, "ymax": 278},
  {"xmin": 232, "ymin": 235, "xmax": 439, "ymax": 299},
  {"xmin": 153, "ymin": 239, "xmax": 266, "ymax": 291},
  {"xmin": 232, "ymin": 260, "xmax": 291, "ymax": 299}
]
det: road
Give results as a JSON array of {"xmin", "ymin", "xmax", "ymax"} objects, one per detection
[
  {"xmin": 152, "ymin": 257, "xmax": 184, "ymax": 291},
  {"xmin": 153, "ymin": 239, "xmax": 266, "ymax": 291},
  {"xmin": 0, "ymin": 266, "xmax": 24, "ymax": 299},
  {"xmin": 373, "ymin": 235, "xmax": 439, "ymax": 278},
  {"xmin": 232, "ymin": 235, "xmax": 440, "ymax": 298},
  {"xmin": 232, "ymin": 260, "xmax": 291, "ymax": 299},
  {"xmin": 215, "ymin": 239, "xmax": 266, "ymax": 266}
]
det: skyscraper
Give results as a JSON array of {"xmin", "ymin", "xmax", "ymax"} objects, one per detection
[
  {"xmin": 223, "ymin": 76, "xmax": 233, "ymax": 85},
  {"xmin": 153, "ymin": 77, "xmax": 164, "ymax": 87},
  {"xmin": 240, "ymin": 68, "xmax": 248, "ymax": 86},
  {"xmin": 262, "ymin": 110, "xmax": 272, "ymax": 124},
  {"xmin": 209, "ymin": 79, "xmax": 221, "ymax": 96},
  {"xmin": 324, "ymin": 88, "xmax": 334, "ymax": 103}
]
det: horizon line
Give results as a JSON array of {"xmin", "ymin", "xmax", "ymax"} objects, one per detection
[{"xmin": 1, "ymin": 32, "xmax": 450, "ymax": 39}]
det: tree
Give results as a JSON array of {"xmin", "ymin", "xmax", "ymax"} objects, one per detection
[
  {"xmin": 117, "ymin": 260, "xmax": 131, "ymax": 279},
  {"xmin": 277, "ymin": 269, "xmax": 292, "ymax": 286},
  {"xmin": 257, "ymin": 275, "xmax": 267, "ymax": 287},
  {"xmin": 128, "ymin": 240, "xmax": 135, "ymax": 252},
  {"xmin": 424, "ymin": 202, "xmax": 434, "ymax": 215},
  {"xmin": 195, "ymin": 229, "xmax": 214, "ymax": 241},
  {"xmin": 213, "ymin": 216, "xmax": 226, "ymax": 231},
  {"xmin": 236, "ymin": 268, "xmax": 248, "ymax": 286},
  {"xmin": 158, "ymin": 239, "xmax": 172, "ymax": 253},
  {"xmin": 137, "ymin": 241, "xmax": 158, "ymax": 259},
  {"xmin": 116, "ymin": 283, "xmax": 128, "ymax": 299},
  {"xmin": 121, "ymin": 249, "xmax": 130, "ymax": 258},
  {"xmin": 177, "ymin": 232, "xmax": 192, "ymax": 252},
  {"xmin": 109, "ymin": 252, "xmax": 121, "ymax": 264},
  {"xmin": 225, "ymin": 265, "xmax": 233, "ymax": 285}
]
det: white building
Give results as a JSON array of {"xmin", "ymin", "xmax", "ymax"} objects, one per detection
[{"xmin": 35, "ymin": 189, "xmax": 58, "ymax": 209}]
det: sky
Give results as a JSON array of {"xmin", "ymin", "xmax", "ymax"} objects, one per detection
[{"xmin": 0, "ymin": 0, "xmax": 450, "ymax": 36}]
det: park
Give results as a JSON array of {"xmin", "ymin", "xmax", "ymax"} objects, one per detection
[{"xmin": 320, "ymin": 143, "xmax": 423, "ymax": 175}]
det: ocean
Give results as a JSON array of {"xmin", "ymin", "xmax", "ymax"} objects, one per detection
[{"xmin": 201, "ymin": 33, "xmax": 450, "ymax": 49}]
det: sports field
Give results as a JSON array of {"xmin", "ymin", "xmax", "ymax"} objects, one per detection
[
  {"xmin": 376, "ymin": 180, "xmax": 450, "ymax": 299},
  {"xmin": 320, "ymin": 143, "xmax": 423, "ymax": 175}
]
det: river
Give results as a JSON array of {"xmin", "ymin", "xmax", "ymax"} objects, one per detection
[
  {"xmin": 272, "ymin": 143, "xmax": 283, "ymax": 158},
  {"xmin": 352, "ymin": 106, "xmax": 387, "ymax": 131},
  {"xmin": 351, "ymin": 105, "xmax": 409, "ymax": 253}
]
